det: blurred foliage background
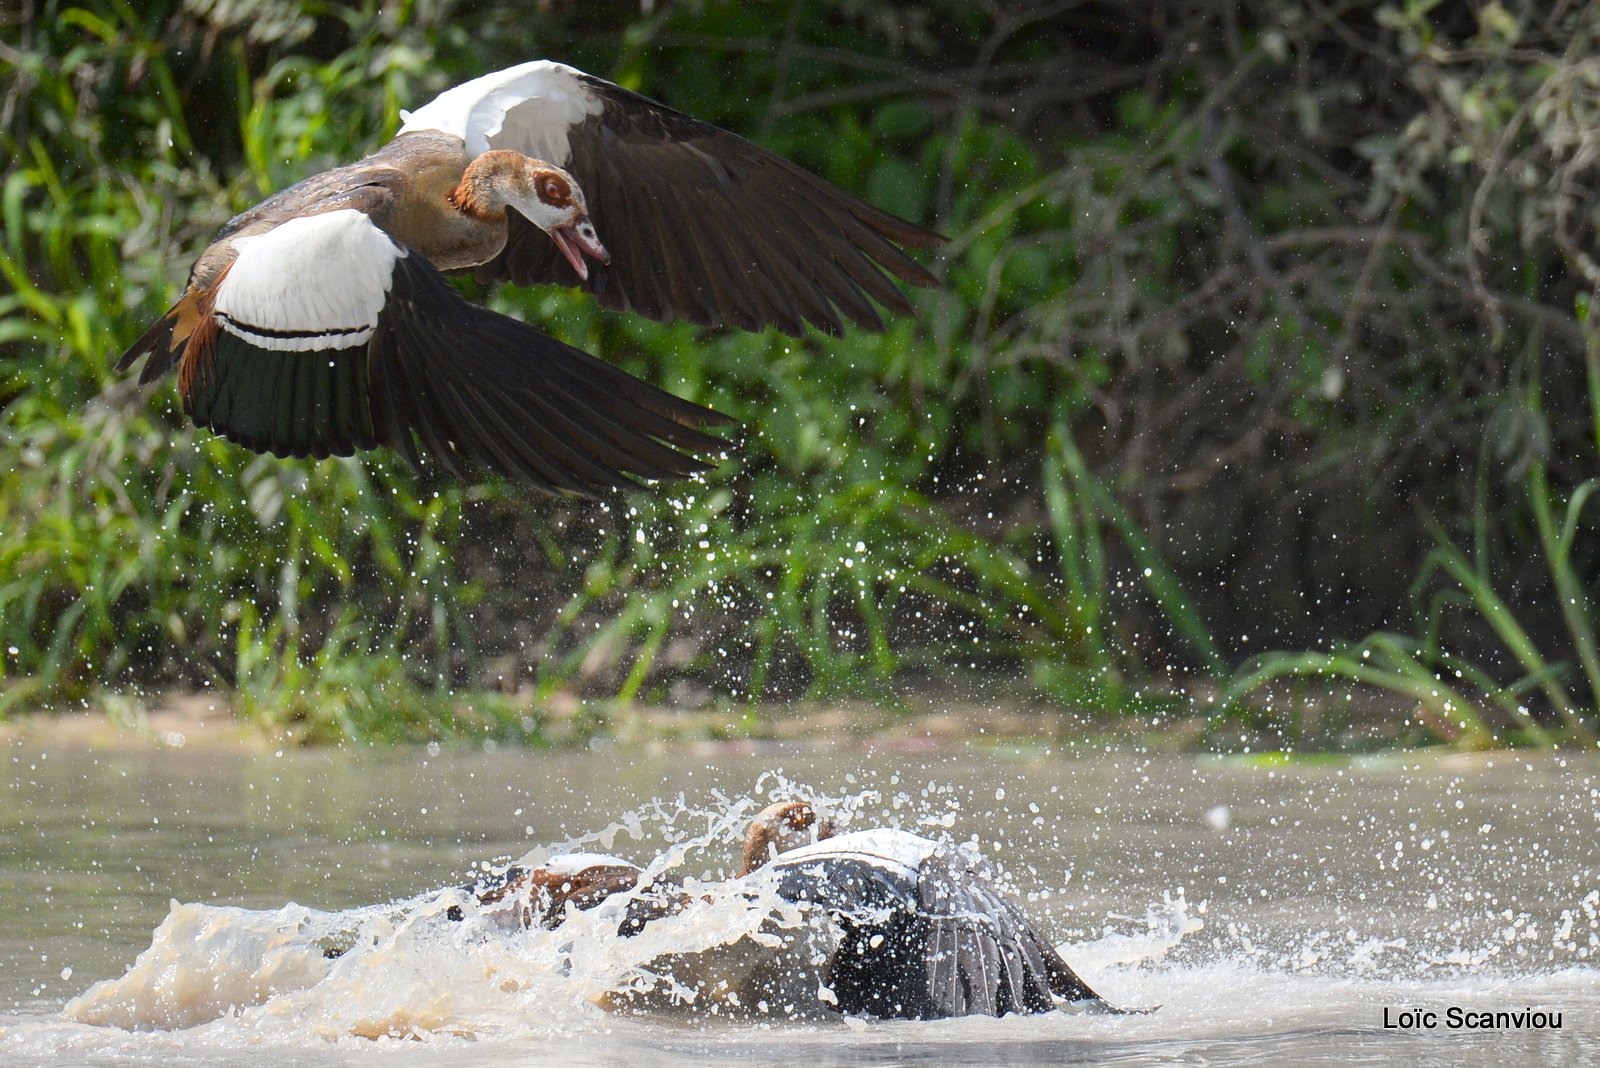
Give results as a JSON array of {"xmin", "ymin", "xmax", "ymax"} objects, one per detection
[{"xmin": 2, "ymin": 0, "xmax": 1598, "ymax": 747}]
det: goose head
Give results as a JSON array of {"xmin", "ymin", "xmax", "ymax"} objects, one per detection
[
  {"xmin": 739, "ymin": 800, "xmax": 837, "ymax": 876},
  {"xmin": 449, "ymin": 150, "xmax": 610, "ymax": 279}
]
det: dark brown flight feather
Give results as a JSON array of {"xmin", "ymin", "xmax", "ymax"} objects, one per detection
[{"xmin": 473, "ymin": 76, "xmax": 947, "ymax": 337}]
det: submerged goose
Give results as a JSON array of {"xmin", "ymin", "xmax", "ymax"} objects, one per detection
[
  {"xmin": 460, "ymin": 802, "xmax": 1125, "ymax": 1020},
  {"xmin": 738, "ymin": 801, "xmax": 1120, "ymax": 1019},
  {"xmin": 452, "ymin": 851, "xmax": 643, "ymax": 929},
  {"xmin": 116, "ymin": 61, "xmax": 944, "ymax": 493}
]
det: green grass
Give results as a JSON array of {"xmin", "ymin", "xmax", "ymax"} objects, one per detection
[
  {"xmin": 1226, "ymin": 334, "xmax": 1600, "ymax": 749},
  {"xmin": 2, "ymin": 0, "xmax": 1150, "ymax": 738},
  {"xmin": 3, "ymin": 1, "xmax": 1598, "ymax": 747}
]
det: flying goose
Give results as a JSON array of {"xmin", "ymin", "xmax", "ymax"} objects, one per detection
[{"xmin": 115, "ymin": 61, "xmax": 945, "ymax": 493}]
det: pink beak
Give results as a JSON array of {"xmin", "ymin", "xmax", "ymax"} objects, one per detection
[{"xmin": 550, "ymin": 215, "xmax": 610, "ymax": 281}]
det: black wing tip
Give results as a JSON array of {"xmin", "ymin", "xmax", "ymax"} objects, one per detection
[
  {"xmin": 377, "ymin": 259, "xmax": 738, "ymax": 496},
  {"xmin": 859, "ymin": 216, "xmax": 947, "ymax": 285},
  {"xmin": 687, "ymin": 404, "xmax": 739, "ymax": 430},
  {"xmin": 113, "ymin": 348, "xmax": 146, "ymax": 376},
  {"xmin": 116, "ymin": 313, "xmax": 178, "ymax": 378},
  {"xmin": 1065, "ymin": 997, "xmax": 1160, "ymax": 1016},
  {"xmin": 901, "ymin": 259, "xmax": 944, "ymax": 290},
  {"xmin": 880, "ymin": 220, "xmax": 950, "ymax": 253},
  {"xmin": 567, "ymin": 418, "xmax": 734, "ymax": 496},
  {"xmin": 496, "ymin": 426, "xmax": 729, "ymax": 498},
  {"xmin": 501, "ymin": 455, "xmax": 719, "ymax": 498}
]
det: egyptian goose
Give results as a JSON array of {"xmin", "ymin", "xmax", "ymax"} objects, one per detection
[
  {"xmin": 116, "ymin": 61, "xmax": 945, "ymax": 493},
  {"xmin": 451, "ymin": 851, "xmax": 644, "ymax": 928},
  {"xmin": 738, "ymin": 801, "xmax": 1122, "ymax": 1019},
  {"xmin": 459, "ymin": 802, "xmax": 1125, "ymax": 1020}
]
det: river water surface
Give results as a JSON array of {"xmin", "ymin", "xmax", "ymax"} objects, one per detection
[{"xmin": 2, "ymin": 737, "xmax": 1596, "ymax": 1065}]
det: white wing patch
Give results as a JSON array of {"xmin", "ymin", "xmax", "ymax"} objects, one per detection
[
  {"xmin": 774, "ymin": 829, "xmax": 937, "ymax": 878},
  {"xmin": 214, "ymin": 209, "xmax": 404, "ymax": 352},
  {"xmin": 541, "ymin": 852, "xmax": 638, "ymax": 877},
  {"xmin": 397, "ymin": 60, "xmax": 603, "ymax": 164}
]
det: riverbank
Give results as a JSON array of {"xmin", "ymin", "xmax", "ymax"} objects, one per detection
[{"xmin": 0, "ymin": 685, "xmax": 1563, "ymax": 754}]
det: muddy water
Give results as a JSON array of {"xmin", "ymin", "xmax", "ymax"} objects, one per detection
[{"xmin": 2, "ymin": 737, "xmax": 1596, "ymax": 1065}]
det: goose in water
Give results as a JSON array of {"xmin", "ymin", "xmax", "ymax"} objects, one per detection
[
  {"xmin": 116, "ymin": 61, "xmax": 945, "ymax": 493},
  {"xmin": 450, "ymin": 851, "xmax": 643, "ymax": 929},
  {"xmin": 457, "ymin": 801, "xmax": 1128, "ymax": 1019},
  {"xmin": 734, "ymin": 801, "xmax": 1121, "ymax": 1019}
]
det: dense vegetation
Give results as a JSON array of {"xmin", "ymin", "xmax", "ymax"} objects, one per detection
[{"xmin": 3, "ymin": 0, "xmax": 1597, "ymax": 747}]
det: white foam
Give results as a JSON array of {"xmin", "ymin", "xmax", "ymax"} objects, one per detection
[{"xmin": 63, "ymin": 900, "xmax": 349, "ymax": 1030}]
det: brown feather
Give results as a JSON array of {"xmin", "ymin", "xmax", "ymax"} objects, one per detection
[{"xmin": 176, "ymin": 264, "xmax": 229, "ymax": 401}]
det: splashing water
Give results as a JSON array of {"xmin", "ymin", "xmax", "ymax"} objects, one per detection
[
  {"xmin": 61, "ymin": 782, "xmax": 1169, "ymax": 1038},
  {"xmin": 2, "ymin": 745, "xmax": 1597, "ymax": 1065}
]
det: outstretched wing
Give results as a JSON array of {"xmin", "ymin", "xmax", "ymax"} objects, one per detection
[
  {"xmin": 397, "ymin": 61, "xmax": 946, "ymax": 337},
  {"xmin": 768, "ymin": 834, "xmax": 1119, "ymax": 1019},
  {"xmin": 120, "ymin": 208, "xmax": 731, "ymax": 494},
  {"xmin": 916, "ymin": 854, "xmax": 1108, "ymax": 1017}
]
